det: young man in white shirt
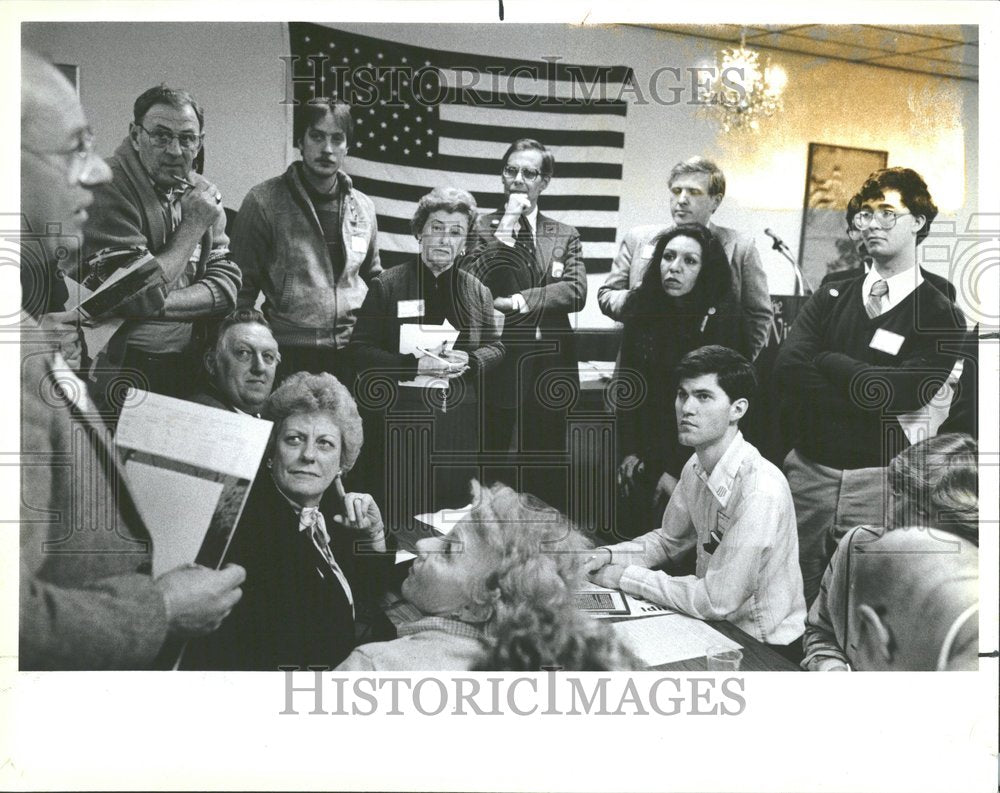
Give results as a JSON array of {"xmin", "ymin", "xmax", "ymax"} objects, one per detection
[{"xmin": 585, "ymin": 345, "xmax": 806, "ymax": 659}]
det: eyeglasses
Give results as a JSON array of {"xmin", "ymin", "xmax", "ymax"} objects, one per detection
[
  {"xmin": 23, "ymin": 127, "xmax": 99, "ymax": 180},
  {"xmin": 136, "ymin": 123, "xmax": 204, "ymax": 151},
  {"xmin": 852, "ymin": 208, "xmax": 911, "ymax": 230},
  {"xmin": 502, "ymin": 165, "xmax": 542, "ymax": 183}
]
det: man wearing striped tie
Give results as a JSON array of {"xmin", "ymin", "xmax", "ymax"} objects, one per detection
[{"xmin": 774, "ymin": 167, "xmax": 967, "ymax": 607}]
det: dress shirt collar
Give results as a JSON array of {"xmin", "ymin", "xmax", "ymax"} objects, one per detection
[
  {"xmin": 691, "ymin": 430, "xmax": 748, "ymax": 509},
  {"xmin": 397, "ymin": 615, "xmax": 491, "ymax": 641},
  {"xmin": 863, "ymin": 263, "xmax": 923, "ymax": 313}
]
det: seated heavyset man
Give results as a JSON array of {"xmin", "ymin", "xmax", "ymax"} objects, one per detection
[
  {"xmin": 597, "ymin": 156, "xmax": 771, "ymax": 361},
  {"xmin": 20, "ymin": 50, "xmax": 245, "ymax": 670},
  {"xmin": 585, "ymin": 345, "xmax": 806, "ymax": 656},
  {"xmin": 233, "ymin": 97, "xmax": 380, "ymax": 384},
  {"xmin": 802, "ymin": 433, "xmax": 978, "ymax": 671},
  {"xmin": 335, "ymin": 481, "xmax": 591, "ymax": 671},
  {"xmin": 190, "ymin": 308, "xmax": 280, "ymax": 416},
  {"xmin": 774, "ymin": 167, "xmax": 967, "ymax": 607},
  {"xmin": 80, "ymin": 84, "xmax": 241, "ymax": 407}
]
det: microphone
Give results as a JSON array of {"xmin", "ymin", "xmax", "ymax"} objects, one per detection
[{"xmin": 764, "ymin": 228, "xmax": 790, "ymax": 252}]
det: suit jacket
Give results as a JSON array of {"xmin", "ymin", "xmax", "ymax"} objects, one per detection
[
  {"xmin": 347, "ymin": 258, "xmax": 504, "ymax": 381},
  {"xmin": 820, "ymin": 265, "xmax": 957, "ymax": 302},
  {"xmin": 20, "ymin": 318, "xmax": 169, "ymax": 669},
  {"xmin": 597, "ymin": 222, "xmax": 772, "ymax": 360},
  {"xmin": 182, "ymin": 472, "xmax": 393, "ymax": 670},
  {"xmin": 464, "ymin": 210, "xmax": 587, "ymax": 408}
]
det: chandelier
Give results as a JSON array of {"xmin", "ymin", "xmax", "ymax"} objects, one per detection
[{"xmin": 698, "ymin": 33, "xmax": 787, "ymax": 133}]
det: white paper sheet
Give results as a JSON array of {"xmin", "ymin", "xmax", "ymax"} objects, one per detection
[
  {"xmin": 398, "ymin": 319, "xmax": 460, "ymax": 356},
  {"xmin": 413, "ymin": 503, "xmax": 474, "ymax": 535},
  {"xmin": 611, "ymin": 613, "xmax": 741, "ymax": 667},
  {"xmin": 126, "ymin": 461, "xmax": 224, "ymax": 577}
]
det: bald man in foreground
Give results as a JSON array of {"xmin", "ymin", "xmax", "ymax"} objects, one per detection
[{"xmin": 19, "ymin": 50, "xmax": 245, "ymax": 669}]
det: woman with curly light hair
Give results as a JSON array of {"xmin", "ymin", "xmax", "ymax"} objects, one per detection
[
  {"xmin": 336, "ymin": 481, "xmax": 609, "ymax": 671},
  {"xmin": 184, "ymin": 371, "xmax": 393, "ymax": 670}
]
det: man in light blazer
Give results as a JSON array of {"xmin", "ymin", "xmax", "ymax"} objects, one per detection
[
  {"xmin": 597, "ymin": 156, "xmax": 772, "ymax": 362},
  {"xmin": 464, "ymin": 139, "xmax": 588, "ymax": 511}
]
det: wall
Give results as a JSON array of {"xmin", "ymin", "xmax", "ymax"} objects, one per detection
[{"xmin": 23, "ymin": 21, "xmax": 979, "ymax": 326}]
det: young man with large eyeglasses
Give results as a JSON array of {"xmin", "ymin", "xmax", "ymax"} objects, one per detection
[
  {"xmin": 77, "ymin": 84, "xmax": 242, "ymax": 414},
  {"xmin": 774, "ymin": 167, "xmax": 967, "ymax": 608},
  {"xmin": 463, "ymin": 138, "xmax": 587, "ymax": 512}
]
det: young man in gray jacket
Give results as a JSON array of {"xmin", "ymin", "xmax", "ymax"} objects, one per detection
[{"xmin": 232, "ymin": 98, "xmax": 381, "ymax": 384}]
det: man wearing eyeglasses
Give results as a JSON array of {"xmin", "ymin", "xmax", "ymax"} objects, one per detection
[
  {"xmin": 464, "ymin": 138, "xmax": 587, "ymax": 512},
  {"xmin": 20, "ymin": 51, "xmax": 246, "ymax": 669},
  {"xmin": 78, "ymin": 84, "xmax": 241, "ymax": 411},
  {"xmin": 774, "ymin": 167, "xmax": 967, "ymax": 607}
]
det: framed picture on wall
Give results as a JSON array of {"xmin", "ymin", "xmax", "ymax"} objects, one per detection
[{"xmin": 798, "ymin": 143, "xmax": 888, "ymax": 289}]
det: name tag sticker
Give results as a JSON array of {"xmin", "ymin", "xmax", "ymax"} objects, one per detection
[
  {"xmin": 870, "ymin": 328, "xmax": 905, "ymax": 355},
  {"xmin": 640, "ymin": 244, "xmax": 656, "ymax": 259},
  {"xmin": 551, "ymin": 261, "xmax": 565, "ymax": 279},
  {"xmin": 397, "ymin": 299, "xmax": 425, "ymax": 318},
  {"xmin": 351, "ymin": 235, "xmax": 368, "ymax": 253}
]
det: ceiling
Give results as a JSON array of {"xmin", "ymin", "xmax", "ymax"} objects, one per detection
[{"xmin": 640, "ymin": 24, "xmax": 978, "ymax": 82}]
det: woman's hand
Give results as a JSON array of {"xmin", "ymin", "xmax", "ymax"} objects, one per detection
[
  {"xmin": 333, "ymin": 492, "xmax": 386, "ymax": 551},
  {"xmin": 617, "ymin": 454, "xmax": 645, "ymax": 498}
]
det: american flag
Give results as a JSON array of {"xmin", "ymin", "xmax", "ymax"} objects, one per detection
[{"xmin": 288, "ymin": 23, "xmax": 633, "ymax": 273}]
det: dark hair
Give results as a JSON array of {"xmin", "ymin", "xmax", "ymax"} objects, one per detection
[
  {"xmin": 294, "ymin": 97, "xmax": 354, "ymax": 148},
  {"xmin": 205, "ymin": 307, "xmax": 274, "ymax": 355},
  {"xmin": 845, "ymin": 193, "xmax": 863, "ymax": 235},
  {"xmin": 888, "ymin": 433, "xmax": 978, "ymax": 544},
  {"xmin": 674, "ymin": 345, "xmax": 757, "ymax": 404},
  {"xmin": 502, "ymin": 138, "xmax": 554, "ymax": 178},
  {"xmin": 855, "ymin": 167, "xmax": 938, "ymax": 245},
  {"xmin": 623, "ymin": 223, "xmax": 731, "ymax": 319},
  {"xmin": 133, "ymin": 84, "xmax": 204, "ymax": 130},
  {"xmin": 669, "ymin": 155, "xmax": 726, "ymax": 197}
]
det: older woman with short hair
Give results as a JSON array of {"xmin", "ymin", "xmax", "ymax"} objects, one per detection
[
  {"xmin": 802, "ymin": 433, "xmax": 979, "ymax": 671},
  {"xmin": 184, "ymin": 371, "xmax": 392, "ymax": 670},
  {"xmin": 335, "ymin": 481, "xmax": 596, "ymax": 671}
]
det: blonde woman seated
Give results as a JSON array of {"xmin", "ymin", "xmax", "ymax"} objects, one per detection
[
  {"xmin": 184, "ymin": 372, "xmax": 392, "ymax": 671},
  {"xmin": 335, "ymin": 482, "xmax": 592, "ymax": 671}
]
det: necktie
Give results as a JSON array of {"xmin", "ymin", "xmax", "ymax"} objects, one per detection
[
  {"xmin": 865, "ymin": 279, "xmax": 889, "ymax": 319},
  {"xmin": 515, "ymin": 215, "xmax": 535, "ymax": 258},
  {"xmin": 299, "ymin": 507, "xmax": 354, "ymax": 614},
  {"xmin": 166, "ymin": 189, "xmax": 184, "ymax": 232}
]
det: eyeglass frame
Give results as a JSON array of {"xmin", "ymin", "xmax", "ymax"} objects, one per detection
[
  {"xmin": 134, "ymin": 122, "xmax": 204, "ymax": 151},
  {"xmin": 22, "ymin": 127, "xmax": 99, "ymax": 182},
  {"xmin": 851, "ymin": 208, "xmax": 912, "ymax": 231},
  {"xmin": 501, "ymin": 165, "xmax": 545, "ymax": 183}
]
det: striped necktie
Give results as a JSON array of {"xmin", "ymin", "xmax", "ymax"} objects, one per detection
[
  {"xmin": 299, "ymin": 507, "xmax": 354, "ymax": 615},
  {"xmin": 865, "ymin": 279, "xmax": 889, "ymax": 319},
  {"xmin": 516, "ymin": 215, "xmax": 535, "ymax": 258}
]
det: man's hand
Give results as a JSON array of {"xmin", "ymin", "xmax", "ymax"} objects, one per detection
[
  {"xmin": 617, "ymin": 454, "xmax": 645, "ymax": 499},
  {"xmin": 589, "ymin": 563, "xmax": 626, "ymax": 590},
  {"xmin": 333, "ymin": 492, "xmax": 386, "ymax": 551},
  {"xmin": 496, "ymin": 193, "xmax": 532, "ymax": 239},
  {"xmin": 178, "ymin": 174, "xmax": 225, "ymax": 236},
  {"xmin": 155, "ymin": 562, "xmax": 245, "ymax": 638},
  {"xmin": 814, "ymin": 658, "xmax": 851, "ymax": 672},
  {"xmin": 582, "ymin": 547, "xmax": 613, "ymax": 575},
  {"xmin": 652, "ymin": 471, "xmax": 679, "ymax": 515},
  {"xmin": 493, "ymin": 296, "xmax": 514, "ymax": 313},
  {"xmin": 39, "ymin": 310, "xmax": 82, "ymax": 370},
  {"xmin": 417, "ymin": 353, "xmax": 465, "ymax": 378}
]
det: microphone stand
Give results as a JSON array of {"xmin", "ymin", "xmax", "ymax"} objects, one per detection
[{"xmin": 770, "ymin": 236, "xmax": 812, "ymax": 296}]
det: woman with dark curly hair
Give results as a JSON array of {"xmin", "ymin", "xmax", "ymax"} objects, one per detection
[
  {"xmin": 184, "ymin": 371, "xmax": 392, "ymax": 670},
  {"xmin": 615, "ymin": 223, "xmax": 746, "ymax": 532}
]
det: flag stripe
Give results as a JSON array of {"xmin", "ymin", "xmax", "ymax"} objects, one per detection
[
  {"xmin": 439, "ymin": 103, "xmax": 627, "ymax": 132},
  {"xmin": 438, "ymin": 119, "xmax": 623, "ymax": 148},
  {"xmin": 442, "ymin": 87, "xmax": 627, "ymax": 117},
  {"xmin": 439, "ymin": 137, "xmax": 624, "ymax": 164},
  {"xmin": 440, "ymin": 69, "xmax": 631, "ymax": 105}
]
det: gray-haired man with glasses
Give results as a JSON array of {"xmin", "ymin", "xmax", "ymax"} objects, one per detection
[
  {"xmin": 77, "ymin": 83, "xmax": 242, "ymax": 413},
  {"xmin": 774, "ymin": 167, "xmax": 967, "ymax": 607},
  {"xmin": 464, "ymin": 138, "xmax": 587, "ymax": 512}
]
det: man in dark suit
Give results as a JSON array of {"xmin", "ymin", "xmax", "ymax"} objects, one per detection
[
  {"xmin": 190, "ymin": 308, "xmax": 280, "ymax": 416},
  {"xmin": 464, "ymin": 139, "xmax": 588, "ymax": 511},
  {"xmin": 19, "ymin": 49, "xmax": 244, "ymax": 669}
]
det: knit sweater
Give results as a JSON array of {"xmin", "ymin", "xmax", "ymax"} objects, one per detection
[{"xmin": 774, "ymin": 276, "xmax": 965, "ymax": 469}]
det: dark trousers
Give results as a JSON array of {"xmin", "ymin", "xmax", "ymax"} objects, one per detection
[
  {"xmin": 92, "ymin": 345, "xmax": 199, "ymax": 418},
  {"xmin": 276, "ymin": 345, "xmax": 352, "ymax": 388},
  {"xmin": 766, "ymin": 636, "xmax": 804, "ymax": 667}
]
